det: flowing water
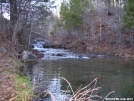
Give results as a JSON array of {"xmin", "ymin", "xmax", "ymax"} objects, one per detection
[{"xmin": 26, "ymin": 43, "xmax": 134, "ymax": 101}]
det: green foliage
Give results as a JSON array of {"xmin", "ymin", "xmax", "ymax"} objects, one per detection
[
  {"xmin": 123, "ymin": 0, "xmax": 134, "ymax": 29},
  {"xmin": 50, "ymin": 30, "xmax": 55, "ymax": 35},
  {"xmin": 15, "ymin": 74, "xmax": 33, "ymax": 101},
  {"xmin": 57, "ymin": 20, "xmax": 64, "ymax": 27},
  {"xmin": 116, "ymin": 0, "xmax": 119, "ymax": 3},
  {"xmin": 60, "ymin": 0, "xmax": 89, "ymax": 30}
]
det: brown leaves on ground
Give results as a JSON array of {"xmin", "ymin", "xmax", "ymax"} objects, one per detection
[
  {"xmin": 86, "ymin": 43, "xmax": 134, "ymax": 58},
  {"xmin": 0, "ymin": 71, "xmax": 16, "ymax": 101},
  {"xmin": 66, "ymin": 36, "xmax": 134, "ymax": 58},
  {"xmin": 0, "ymin": 31, "xmax": 16, "ymax": 101},
  {"xmin": 0, "ymin": 58, "xmax": 16, "ymax": 101}
]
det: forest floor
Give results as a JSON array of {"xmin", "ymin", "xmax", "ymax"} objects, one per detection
[
  {"xmin": 0, "ymin": 32, "xmax": 15, "ymax": 101},
  {"xmin": 0, "ymin": 56, "xmax": 16, "ymax": 101},
  {"xmin": 0, "ymin": 31, "xmax": 20, "ymax": 101}
]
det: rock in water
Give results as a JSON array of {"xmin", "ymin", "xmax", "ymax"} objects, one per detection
[{"xmin": 21, "ymin": 50, "xmax": 37, "ymax": 61}]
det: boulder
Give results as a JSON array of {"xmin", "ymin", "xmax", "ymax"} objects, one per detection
[
  {"xmin": 32, "ymin": 49, "xmax": 38, "ymax": 54},
  {"xmin": 43, "ymin": 43, "xmax": 51, "ymax": 48},
  {"xmin": 51, "ymin": 44, "xmax": 66, "ymax": 49},
  {"xmin": 30, "ymin": 44, "xmax": 35, "ymax": 48},
  {"xmin": 21, "ymin": 50, "xmax": 37, "ymax": 61},
  {"xmin": 36, "ymin": 53, "xmax": 44, "ymax": 58},
  {"xmin": 57, "ymin": 53, "xmax": 64, "ymax": 56},
  {"xmin": 0, "ymin": 47, "xmax": 7, "ymax": 54}
]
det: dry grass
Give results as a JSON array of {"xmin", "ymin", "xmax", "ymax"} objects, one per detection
[{"xmin": 39, "ymin": 77, "xmax": 115, "ymax": 101}]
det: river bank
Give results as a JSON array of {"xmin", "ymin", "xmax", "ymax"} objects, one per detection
[
  {"xmin": 63, "ymin": 36, "xmax": 134, "ymax": 58},
  {"xmin": 0, "ymin": 29, "xmax": 134, "ymax": 101},
  {"xmin": 0, "ymin": 31, "xmax": 33, "ymax": 101},
  {"xmin": 0, "ymin": 56, "xmax": 33, "ymax": 101}
]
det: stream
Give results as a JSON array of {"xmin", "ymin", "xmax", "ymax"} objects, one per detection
[{"xmin": 26, "ymin": 42, "xmax": 134, "ymax": 101}]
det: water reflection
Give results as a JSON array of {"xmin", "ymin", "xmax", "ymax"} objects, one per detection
[{"xmin": 26, "ymin": 58, "xmax": 134, "ymax": 101}]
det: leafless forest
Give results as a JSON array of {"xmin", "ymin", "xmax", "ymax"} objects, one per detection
[{"xmin": 0, "ymin": 0, "xmax": 134, "ymax": 57}]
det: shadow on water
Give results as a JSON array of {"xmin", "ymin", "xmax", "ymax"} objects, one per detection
[{"xmin": 26, "ymin": 58, "xmax": 134, "ymax": 101}]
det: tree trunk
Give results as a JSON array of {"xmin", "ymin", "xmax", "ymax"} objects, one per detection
[
  {"xmin": 0, "ymin": 3, "xmax": 3, "ymax": 29},
  {"xmin": 9, "ymin": 0, "xmax": 18, "ymax": 31}
]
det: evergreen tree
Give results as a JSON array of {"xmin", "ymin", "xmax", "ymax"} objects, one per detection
[
  {"xmin": 60, "ymin": 0, "xmax": 89, "ymax": 30},
  {"xmin": 123, "ymin": 0, "xmax": 134, "ymax": 29}
]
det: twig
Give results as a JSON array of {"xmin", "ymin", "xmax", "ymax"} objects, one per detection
[
  {"xmin": 60, "ymin": 77, "xmax": 74, "ymax": 95},
  {"xmin": 102, "ymin": 91, "xmax": 115, "ymax": 101}
]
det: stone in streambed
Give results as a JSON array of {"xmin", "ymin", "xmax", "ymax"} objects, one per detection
[
  {"xmin": 51, "ymin": 44, "xmax": 66, "ymax": 49},
  {"xmin": 36, "ymin": 53, "xmax": 44, "ymax": 58},
  {"xmin": 21, "ymin": 50, "xmax": 37, "ymax": 61}
]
